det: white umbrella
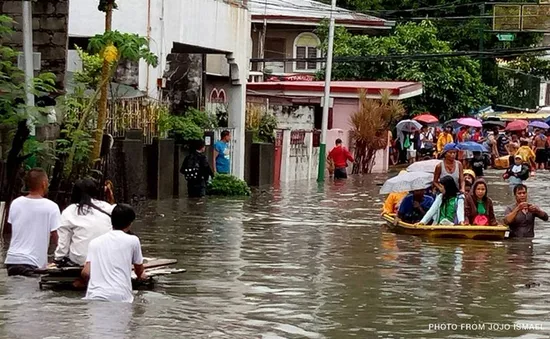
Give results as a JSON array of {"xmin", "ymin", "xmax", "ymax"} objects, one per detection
[
  {"xmin": 396, "ymin": 119, "xmax": 423, "ymax": 148},
  {"xmin": 396, "ymin": 119, "xmax": 423, "ymax": 133},
  {"xmin": 406, "ymin": 159, "xmax": 441, "ymax": 173},
  {"xmin": 380, "ymin": 171, "xmax": 434, "ymax": 194}
]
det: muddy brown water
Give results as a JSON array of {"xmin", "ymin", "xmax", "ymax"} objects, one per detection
[{"xmin": 1, "ymin": 170, "xmax": 550, "ymax": 338}]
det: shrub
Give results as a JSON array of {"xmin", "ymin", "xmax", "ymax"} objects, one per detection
[
  {"xmin": 207, "ymin": 174, "xmax": 251, "ymax": 196},
  {"xmin": 166, "ymin": 108, "xmax": 217, "ymax": 145}
]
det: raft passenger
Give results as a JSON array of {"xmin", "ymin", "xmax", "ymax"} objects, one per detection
[
  {"xmin": 464, "ymin": 179, "xmax": 497, "ymax": 226},
  {"xmin": 397, "ymin": 189, "xmax": 434, "ymax": 224},
  {"xmin": 419, "ymin": 176, "xmax": 465, "ymax": 226},
  {"xmin": 381, "ymin": 170, "xmax": 408, "ymax": 215},
  {"xmin": 433, "ymin": 143, "xmax": 465, "ymax": 193},
  {"xmin": 463, "ymin": 169, "xmax": 476, "ymax": 194},
  {"xmin": 54, "ymin": 179, "xmax": 114, "ymax": 267}
]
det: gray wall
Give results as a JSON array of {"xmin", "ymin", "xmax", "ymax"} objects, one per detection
[{"xmin": 1, "ymin": 0, "xmax": 69, "ymax": 87}]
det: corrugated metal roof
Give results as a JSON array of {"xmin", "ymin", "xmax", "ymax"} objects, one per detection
[{"xmin": 249, "ymin": 0, "xmax": 392, "ymax": 28}]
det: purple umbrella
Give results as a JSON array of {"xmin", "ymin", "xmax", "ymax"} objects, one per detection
[
  {"xmin": 457, "ymin": 117, "xmax": 482, "ymax": 128},
  {"xmin": 529, "ymin": 121, "xmax": 550, "ymax": 130}
]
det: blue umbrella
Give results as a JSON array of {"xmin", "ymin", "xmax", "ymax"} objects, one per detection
[
  {"xmin": 457, "ymin": 141, "xmax": 488, "ymax": 153},
  {"xmin": 443, "ymin": 142, "xmax": 459, "ymax": 152}
]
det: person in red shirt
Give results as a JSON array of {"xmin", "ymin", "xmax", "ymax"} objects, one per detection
[
  {"xmin": 457, "ymin": 127, "xmax": 467, "ymax": 142},
  {"xmin": 327, "ymin": 138, "xmax": 354, "ymax": 179}
]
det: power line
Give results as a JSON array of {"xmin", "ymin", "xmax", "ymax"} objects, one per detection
[
  {"xmin": 247, "ymin": 0, "xmax": 489, "ymax": 17},
  {"xmin": 249, "ymin": 45, "xmax": 550, "ymax": 63}
]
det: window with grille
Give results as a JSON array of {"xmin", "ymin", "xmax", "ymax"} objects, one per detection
[{"xmin": 294, "ymin": 33, "xmax": 320, "ymax": 72}]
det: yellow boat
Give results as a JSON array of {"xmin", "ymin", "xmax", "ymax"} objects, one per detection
[{"xmin": 382, "ymin": 214, "xmax": 509, "ymax": 240}]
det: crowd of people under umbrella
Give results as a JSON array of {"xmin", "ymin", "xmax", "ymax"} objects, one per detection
[{"xmin": 381, "ymin": 113, "xmax": 550, "ymax": 238}]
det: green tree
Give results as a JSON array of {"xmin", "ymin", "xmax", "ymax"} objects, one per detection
[
  {"xmin": 90, "ymin": 0, "xmax": 158, "ymax": 166},
  {"xmin": 320, "ymin": 21, "xmax": 494, "ymax": 120}
]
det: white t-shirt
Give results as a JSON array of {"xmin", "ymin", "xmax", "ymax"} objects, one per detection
[
  {"xmin": 84, "ymin": 230, "xmax": 144, "ymax": 303},
  {"xmin": 54, "ymin": 200, "xmax": 114, "ymax": 265},
  {"xmin": 5, "ymin": 196, "xmax": 60, "ymax": 268}
]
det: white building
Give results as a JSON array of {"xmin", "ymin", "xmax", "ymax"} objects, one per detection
[{"xmin": 67, "ymin": 0, "xmax": 251, "ymax": 179}]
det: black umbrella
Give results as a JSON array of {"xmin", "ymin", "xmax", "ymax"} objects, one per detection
[{"xmin": 482, "ymin": 120, "xmax": 506, "ymax": 128}]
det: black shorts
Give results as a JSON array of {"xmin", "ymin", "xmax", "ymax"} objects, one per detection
[
  {"xmin": 334, "ymin": 167, "xmax": 348, "ymax": 179},
  {"xmin": 536, "ymin": 149, "xmax": 547, "ymax": 164},
  {"xmin": 6, "ymin": 264, "xmax": 39, "ymax": 277}
]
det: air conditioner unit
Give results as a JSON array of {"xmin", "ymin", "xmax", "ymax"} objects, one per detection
[{"xmin": 17, "ymin": 52, "xmax": 42, "ymax": 71}]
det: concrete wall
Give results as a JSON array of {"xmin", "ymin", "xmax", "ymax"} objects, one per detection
[
  {"xmin": 247, "ymin": 97, "xmax": 315, "ymax": 130},
  {"xmin": 272, "ymin": 104, "xmax": 315, "ymax": 130},
  {"xmin": 2, "ymin": 0, "xmax": 69, "ymax": 86}
]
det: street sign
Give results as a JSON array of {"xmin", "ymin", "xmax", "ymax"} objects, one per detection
[{"xmin": 497, "ymin": 33, "xmax": 516, "ymax": 41}]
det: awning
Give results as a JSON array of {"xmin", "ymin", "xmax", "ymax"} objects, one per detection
[
  {"xmin": 498, "ymin": 112, "xmax": 550, "ymax": 121},
  {"xmin": 246, "ymin": 81, "xmax": 423, "ymax": 100}
]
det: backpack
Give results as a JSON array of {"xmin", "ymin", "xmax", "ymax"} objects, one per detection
[{"xmin": 180, "ymin": 153, "xmax": 201, "ymax": 181}]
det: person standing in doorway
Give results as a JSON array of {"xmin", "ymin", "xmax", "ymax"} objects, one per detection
[
  {"xmin": 4, "ymin": 168, "xmax": 60, "ymax": 276},
  {"xmin": 214, "ymin": 130, "xmax": 231, "ymax": 174},
  {"xmin": 327, "ymin": 138, "xmax": 354, "ymax": 179},
  {"xmin": 181, "ymin": 140, "xmax": 214, "ymax": 198}
]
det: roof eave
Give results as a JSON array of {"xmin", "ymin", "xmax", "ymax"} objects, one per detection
[{"xmin": 251, "ymin": 15, "xmax": 392, "ymax": 29}]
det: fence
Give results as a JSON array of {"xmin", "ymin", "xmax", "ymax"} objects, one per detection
[{"xmin": 105, "ymin": 97, "xmax": 166, "ymax": 144}]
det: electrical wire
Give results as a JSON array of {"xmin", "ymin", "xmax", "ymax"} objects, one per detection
[
  {"xmin": 247, "ymin": 0, "xmax": 488, "ymax": 17},
  {"xmin": 250, "ymin": 45, "xmax": 550, "ymax": 63}
]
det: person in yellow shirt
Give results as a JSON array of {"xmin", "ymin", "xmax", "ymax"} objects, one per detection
[
  {"xmin": 515, "ymin": 140, "xmax": 536, "ymax": 171},
  {"xmin": 437, "ymin": 126, "xmax": 454, "ymax": 155},
  {"xmin": 381, "ymin": 171, "xmax": 408, "ymax": 215}
]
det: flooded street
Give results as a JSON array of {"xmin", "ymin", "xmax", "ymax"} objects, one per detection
[{"xmin": 2, "ymin": 170, "xmax": 550, "ymax": 338}]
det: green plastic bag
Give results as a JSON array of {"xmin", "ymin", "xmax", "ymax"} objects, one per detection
[{"xmin": 403, "ymin": 135, "xmax": 411, "ymax": 149}]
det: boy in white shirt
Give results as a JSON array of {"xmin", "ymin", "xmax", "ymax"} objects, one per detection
[
  {"xmin": 5, "ymin": 168, "xmax": 60, "ymax": 276},
  {"xmin": 82, "ymin": 204, "xmax": 146, "ymax": 302}
]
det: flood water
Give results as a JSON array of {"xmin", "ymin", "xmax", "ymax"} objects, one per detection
[{"xmin": 2, "ymin": 170, "xmax": 550, "ymax": 338}]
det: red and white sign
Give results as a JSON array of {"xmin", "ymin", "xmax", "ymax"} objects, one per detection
[{"xmin": 267, "ymin": 74, "xmax": 315, "ymax": 82}]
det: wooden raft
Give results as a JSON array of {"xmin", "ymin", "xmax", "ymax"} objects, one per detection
[{"xmin": 38, "ymin": 258, "xmax": 185, "ymax": 290}]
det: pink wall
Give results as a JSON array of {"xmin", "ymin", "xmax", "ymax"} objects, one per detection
[
  {"xmin": 327, "ymin": 98, "xmax": 389, "ymax": 174},
  {"xmin": 332, "ymin": 98, "xmax": 359, "ymax": 130}
]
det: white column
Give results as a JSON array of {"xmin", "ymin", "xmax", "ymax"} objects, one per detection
[
  {"xmin": 306, "ymin": 131, "xmax": 314, "ymax": 179},
  {"xmin": 228, "ymin": 84, "xmax": 245, "ymax": 179},
  {"xmin": 280, "ymin": 129, "xmax": 291, "ymax": 183}
]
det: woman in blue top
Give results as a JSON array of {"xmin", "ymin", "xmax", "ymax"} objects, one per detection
[{"xmin": 419, "ymin": 176, "xmax": 465, "ymax": 225}]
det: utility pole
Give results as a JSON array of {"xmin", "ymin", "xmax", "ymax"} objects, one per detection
[
  {"xmin": 22, "ymin": 0, "xmax": 35, "ymax": 135},
  {"xmin": 317, "ymin": 0, "xmax": 336, "ymax": 182},
  {"xmin": 479, "ymin": 3, "xmax": 485, "ymax": 75}
]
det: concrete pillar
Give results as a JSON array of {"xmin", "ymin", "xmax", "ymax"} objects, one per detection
[
  {"xmin": 228, "ymin": 84, "xmax": 245, "ymax": 179},
  {"xmin": 280, "ymin": 128, "xmax": 291, "ymax": 183},
  {"xmin": 306, "ymin": 131, "xmax": 314, "ymax": 179}
]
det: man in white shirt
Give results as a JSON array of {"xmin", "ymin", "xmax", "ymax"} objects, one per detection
[
  {"xmin": 5, "ymin": 168, "xmax": 60, "ymax": 276},
  {"xmin": 82, "ymin": 204, "xmax": 146, "ymax": 303}
]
